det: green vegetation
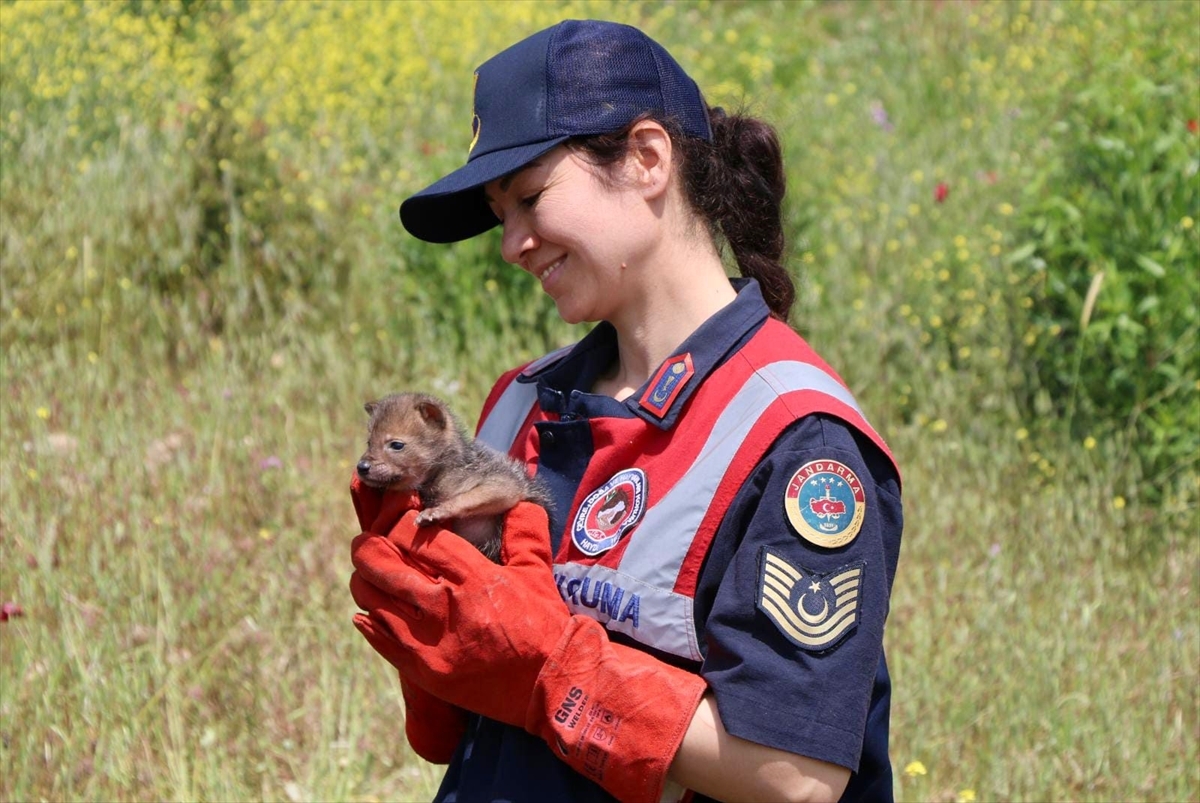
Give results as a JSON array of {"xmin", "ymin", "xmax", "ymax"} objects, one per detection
[{"xmin": 1, "ymin": 1, "xmax": 1196, "ymax": 801}]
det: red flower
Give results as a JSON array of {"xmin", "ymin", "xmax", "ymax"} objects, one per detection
[
  {"xmin": 934, "ymin": 182, "xmax": 950, "ymax": 203},
  {"xmin": 1, "ymin": 601, "xmax": 24, "ymax": 622},
  {"xmin": 1188, "ymin": 119, "xmax": 1199, "ymax": 134}
]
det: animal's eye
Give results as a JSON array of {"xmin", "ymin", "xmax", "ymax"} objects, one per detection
[{"xmin": 387, "ymin": 440, "xmax": 405, "ymax": 451}]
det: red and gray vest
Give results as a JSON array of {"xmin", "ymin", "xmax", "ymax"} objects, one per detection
[{"xmin": 476, "ymin": 318, "xmax": 897, "ymax": 663}]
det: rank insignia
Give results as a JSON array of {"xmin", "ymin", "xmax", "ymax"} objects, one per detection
[
  {"xmin": 638, "ymin": 353, "xmax": 694, "ymax": 418},
  {"xmin": 757, "ymin": 547, "xmax": 864, "ymax": 652},
  {"xmin": 783, "ymin": 459, "xmax": 866, "ymax": 549}
]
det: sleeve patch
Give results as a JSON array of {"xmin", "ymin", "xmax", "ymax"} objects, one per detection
[
  {"xmin": 756, "ymin": 547, "xmax": 864, "ymax": 653},
  {"xmin": 783, "ymin": 459, "xmax": 866, "ymax": 548}
]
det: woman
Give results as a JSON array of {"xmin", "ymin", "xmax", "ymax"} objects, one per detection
[{"xmin": 349, "ymin": 19, "xmax": 903, "ymax": 803}]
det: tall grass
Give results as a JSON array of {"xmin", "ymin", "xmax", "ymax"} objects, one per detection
[{"xmin": 2, "ymin": 1, "xmax": 1197, "ymax": 801}]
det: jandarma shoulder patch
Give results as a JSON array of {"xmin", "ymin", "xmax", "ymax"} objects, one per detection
[
  {"xmin": 783, "ymin": 458, "xmax": 866, "ymax": 549},
  {"xmin": 757, "ymin": 547, "xmax": 864, "ymax": 653}
]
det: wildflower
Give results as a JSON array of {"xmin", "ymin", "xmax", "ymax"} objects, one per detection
[
  {"xmin": 1, "ymin": 602, "xmax": 24, "ymax": 622},
  {"xmin": 988, "ymin": 543, "xmax": 1001, "ymax": 558},
  {"xmin": 957, "ymin": 791, "xmax": 977, "ymax": 802},
  {"xmin": 997, "ymin": 202, "xmax": 1014, "ymax": 216},
  {"xmin": 869, "ymin": 101, "xmax": 894, "ymax": 132},
  {"xmin": 934, "ymin": 182, "xmax": 950, "ymax": 203},
  {"xmin": 260, "ymin": 456, "xmax": 283, "ymax": 470},
  {"xmin": 1113, "ymin": 496, "xmax": 1126, "ymax": 510},
  {"xmin": 1083, "ymin": 436, "xmax": 1096, "ymax": 450},
  {"xmin": 36, "ymin": 406, "xmax": 49, "ymax": 420},
  {"xmin": 904, "ymin": 760, "xmax": 927, "ymax": 777},
  {"xmin": 1189, "ymin": 119, "xmax": 1199, "ymax": 134}
]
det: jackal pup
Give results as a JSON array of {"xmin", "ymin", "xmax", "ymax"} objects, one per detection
[{"xmin": 356, "ymin": 392, "xmax": 549, "ymax": 561}]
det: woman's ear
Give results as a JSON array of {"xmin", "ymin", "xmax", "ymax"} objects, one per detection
[{"xmin": 626, "ymin": 120, "xmax": 673, "ymax": 201}]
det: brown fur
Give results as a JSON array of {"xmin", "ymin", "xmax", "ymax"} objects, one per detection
[{"xmin": 356, "ymin": 392, "xmax": 549, "ymax": 561}]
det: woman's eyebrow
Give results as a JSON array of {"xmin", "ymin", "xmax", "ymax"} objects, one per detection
[{"xmin": 485, "ymin": 160, "xmax": 543, "ymax": 204}]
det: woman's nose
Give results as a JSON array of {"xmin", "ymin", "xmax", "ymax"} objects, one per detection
[{"xmin": 500, "ymin": 217, "xmax": 538, "ymax": 266}]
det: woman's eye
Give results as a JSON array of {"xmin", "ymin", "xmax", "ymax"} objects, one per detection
[
  {"xmin": 520, "ymin": 191, "xmax": 542, "ymax": 208},
  {"xmin": 387, "ymin": 441, "xmax": 405, "ymax": 451}
]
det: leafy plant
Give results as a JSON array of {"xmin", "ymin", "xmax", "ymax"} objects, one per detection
[{"xmin": 1008, "ymin": 31, "xmax": 1199, "ymax": 504}]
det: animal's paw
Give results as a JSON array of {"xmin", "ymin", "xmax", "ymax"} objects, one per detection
[{"xmin": 414, "ymin": 509, "xmax": 441, "ymax": 527}]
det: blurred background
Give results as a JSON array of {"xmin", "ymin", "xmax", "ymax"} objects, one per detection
[{"xmin": 1, "ymin": 1, "xmax": 1196, "ymax": 800}]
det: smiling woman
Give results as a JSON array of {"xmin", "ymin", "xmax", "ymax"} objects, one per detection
[{"xmin": 349, "ymin": 18, "xmax": 905, "ymax": 803}]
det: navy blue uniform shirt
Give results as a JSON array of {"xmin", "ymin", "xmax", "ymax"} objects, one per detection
[{"xmin": 434, "ymin": 281, "xmax": 903, "ymax": 803}]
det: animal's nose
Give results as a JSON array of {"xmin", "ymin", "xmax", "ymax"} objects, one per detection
[{"xmin": 356, "ymin": 460, "xmax": 372, "ymax": 477}]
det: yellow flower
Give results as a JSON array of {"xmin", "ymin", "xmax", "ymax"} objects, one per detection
[
  {"xmin": 904, "ymin": 760, "xmax": 927, "ymax": 777},
  {"xmin": 36, "ymin": 406, "xmax": 50, "ymax": 420},
  {"xmin": 1016, "ymin": 427, "xmax": 1029, "ymax": 441},
  {"xmin": 997, "ymin": 202, "xmax": 1015, "ymax": 216},
  {"xmin": 1182, "ymin": 216, "xmax": 1194, "ymax": 230},
  {"xmin": 1083, "ymin": 436, "xmax": 1097, "ymax": 450},
  {"xmin": 957, "ymin": 790, "xmax": 977, "ymax": 803},
  {"xmin": 1113, "ymin": 496, "xmax": 1126, "ymax": 510}
]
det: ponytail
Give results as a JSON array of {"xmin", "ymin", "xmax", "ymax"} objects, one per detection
[
  {"xmin": 683, "ymin": 106, "xmax": 793, "ymax": 321},
  {"xmin": 569, "ymin": 107, "xmax": 795, "ymax": 321}
]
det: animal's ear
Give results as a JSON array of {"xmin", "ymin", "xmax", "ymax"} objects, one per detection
[
  {"xmin": 364, "ymin": 401, "xmax": 377, "ymax": 417},
  {"xmin": 416, "ymin": 398, "xmax": 448, "ymax": 429}
]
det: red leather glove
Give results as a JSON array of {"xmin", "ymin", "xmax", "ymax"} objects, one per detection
[
  {"xmin": 350, "ymin": 475, "xmax": 467, "ymax": 763},
  {"xmin": 349, "ymin": 502, "xmax": 707, "ymax": 803}
]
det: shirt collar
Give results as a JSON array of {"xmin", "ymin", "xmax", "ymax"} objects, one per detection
[{"xmin": 519, "ymin": 278, "xmax": 770, "ymax": 429}]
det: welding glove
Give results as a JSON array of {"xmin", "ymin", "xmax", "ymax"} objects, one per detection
[
  {"xmin": 349, "ymin": 502, "xmax": 707, "ymax": 803},
  {"xmin": 350, "ymin": 476, "xmax": 467, "ymax": 764}
]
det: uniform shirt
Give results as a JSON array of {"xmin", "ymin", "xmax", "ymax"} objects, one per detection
[{"xmin": 434, "ymin": 280, "xmax": 903, "ymax": 803}]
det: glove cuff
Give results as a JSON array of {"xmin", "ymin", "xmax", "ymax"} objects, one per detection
[
  {"xmin": 399, "ymin": 674, "xmax": 469, "ymax": 764},
  {"xmin": 528, "ymin": 616, "xmax": 706, "ymax": 803}
]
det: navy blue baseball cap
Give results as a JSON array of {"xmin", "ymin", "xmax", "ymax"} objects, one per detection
[{"xmin": 399, "ymin": 19, "xmax": 712, "ymax": 243}]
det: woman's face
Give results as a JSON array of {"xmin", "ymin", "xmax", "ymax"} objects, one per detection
[{"xmin": 484, "ymin": 146, "xmax": 654, "ymax": 325}]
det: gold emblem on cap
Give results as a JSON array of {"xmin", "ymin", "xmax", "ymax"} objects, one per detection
[{"xmin": 468, "ymin": 71, "xmax": 481, "ymax": 156}]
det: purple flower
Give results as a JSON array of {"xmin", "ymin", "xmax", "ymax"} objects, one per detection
[
  {"xmin": 259, "ymin": 456, "xmax": 283, "ymax": 470},
  {"xmin": 1, "ymin": 602, "xmax": 24, "ymax": 622},
  {"xmin": 870, "ymin": 101, "xmax": 894, "ymax": 132}
]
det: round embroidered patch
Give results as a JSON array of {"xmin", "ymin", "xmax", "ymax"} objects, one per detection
[
  {"xmin": 784, "ymin": 459, "xmax": 866, "ymax": 549},
  {"xmin": 571, "ymin": 468, "xmax": 647, "ymax": 556}
]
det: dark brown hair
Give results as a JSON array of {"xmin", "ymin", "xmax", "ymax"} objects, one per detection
[{"xmin": 567, "ymin": 107, "xmax": 794, "ymax": 321}]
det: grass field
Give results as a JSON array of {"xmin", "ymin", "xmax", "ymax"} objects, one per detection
[{"xmin": 1, "ymin": 1, "xmax": 1197, "ymax": 801}]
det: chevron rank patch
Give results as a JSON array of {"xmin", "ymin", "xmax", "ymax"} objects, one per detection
[{"xmin": 757, "ymin": 547, "xmax": 864, "ymax": 653}]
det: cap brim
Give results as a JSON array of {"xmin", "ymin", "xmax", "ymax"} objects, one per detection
[{"xmin": 398, "ymin": 137, "xmax": 570, "ymax": 243}]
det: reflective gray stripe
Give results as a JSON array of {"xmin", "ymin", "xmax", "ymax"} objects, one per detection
[
  {"xmin": 552, "ymin": 561, "xmax": 701, "ymax": 662},
  {"xmin": 621, "ymin": 361, "xmax": 866, "ymax": 590},
  {"xmin": 476, "ymin": 380, "xmax": 538, "ymax": 453}
]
